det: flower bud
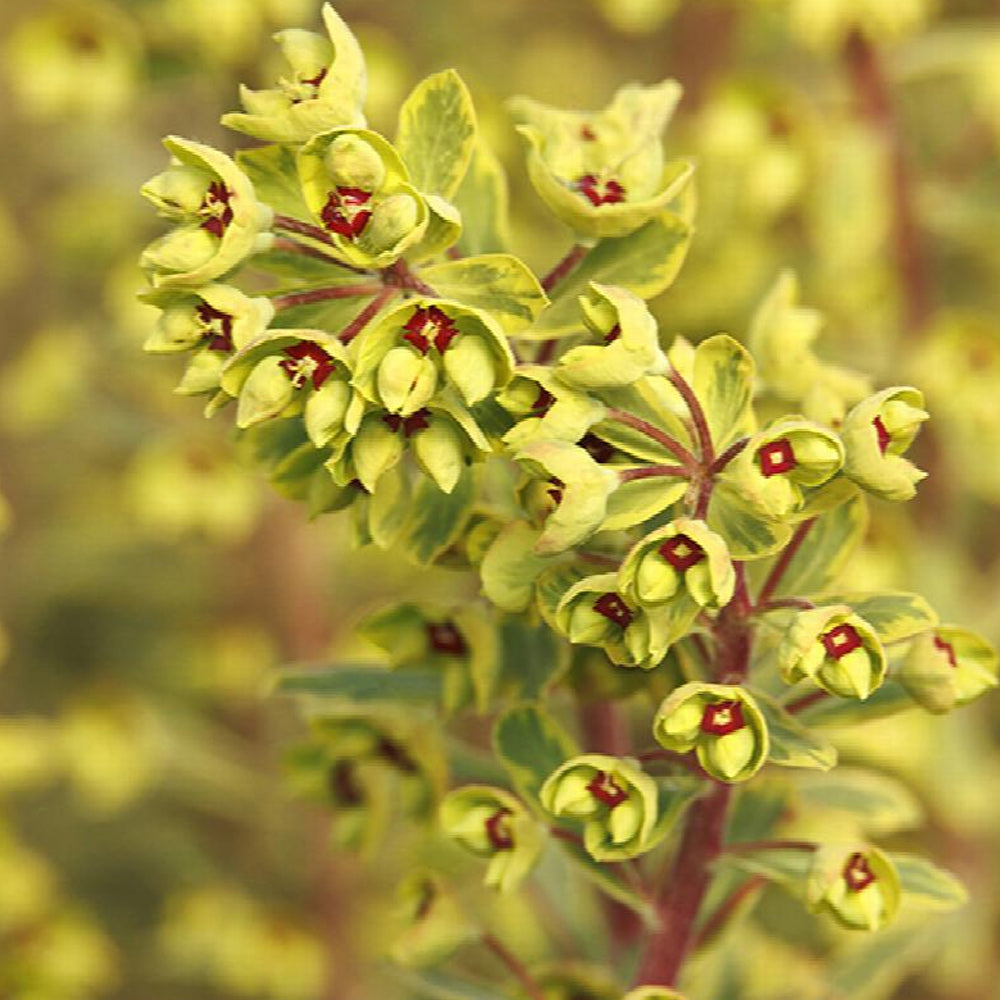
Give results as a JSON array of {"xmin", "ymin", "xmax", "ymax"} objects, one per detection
[
  {"xmin": 778, "ymin": 606, "xmax": 887, "ymax": 700},
  {"xmin": 324, "ymin": 133, "xmax": 386, "ymax": 191},
  {"xmin": 141, "ymin": 226, "xmax": 217, "ymax": 275},
  {"xmin": 141, "ymin": 165, "xmax": 211, "ymax": 217},
  {"xmin": 351, "ymin": 414, "xmax": 406, "ymax": 492},
  {"xmin": 807, "ymin": 845, "xmax": 901, "ymax": 931},
  {"xmin": 443, "ymin": 335, "xmax": 497, "ymax": 406},
  {"xmin": 361, "ymin": 192, "xmax": 420, "ymax": 254},
  {"xmin": 377, "ymin": 347, "xmax": 438, "ymax": 416},
  {"xmin": 898, "ymin": 626, "xmax": 998, "ymax": 713},
  {"xmin": 540, "ymin": 754, "xmax": 660, "ymax": 861},
  {"xmin": 653, "ymin": 683, "xmax": 768, "ymax": 782},
  {"xmin": 236, "ymin": 356, "xmax": 296, "ymax": 429},
  {"xmin": 390, "ymin": 873, "xmax": 479, "ymax": 968},
  {"xmin": 412, "ymin": 416, "xmax": 465, "ymax": 494},
  {"xmin": 304, "ymin": 379, "xmax": 352, "ymax": 448},
  {"xmin": 439, "ymin": 786, "xmax": 544, "ymax": 893}
]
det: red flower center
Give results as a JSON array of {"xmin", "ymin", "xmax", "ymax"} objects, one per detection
[
  {"xmin": 546, "ymin": 477, "xmax": 565, "ymax": 506},
  {"xmin": 586, "ymin": 771, "xmax": 629, "ymax": 808},
  {"xmin": 579, "ymin": 433, "xmax": 615, "ymax": 464},
  {"xmin": 196, "ymin": 301, "xmax": 234, "ymax": 352},
  {"xmin": 280, "ymin": 341, "xmax": 336, "ymax": 390},
  {"xmin": 603, "ymin": 323, "xmax": 621, "ymax": 344},
  {"xmin": 593, "ymin": 593, "xmax": 633, "ymax": 629},
  {"xmin": 575, "ymin": 174, "xmax": 627, "ymax": 206},
  {"xmin": 427, "ymin": 622, "xmax": 466, "ymax": 656},
  {"xmin": 659, "ymin": 534, "xmax": 706, "ymax": 572},
  {"xmin": 758, "ymin": 438, "xmax": 797, "ymax": 477},
  {"xmin": 873, "ymin": 415, "xmax": 892, "ymax": 455},
  {"xmin": 321, "ymin": 186, "xmax": 373, "ymax": 238},
  {"xmin": 843, "ymin": 852, "xmax": 877, "ymax": 892},
  {"xmin": 485, "ymin": 808, "xmax": 514, "ymax": 850},
  {"xmin": 700, "ymin": 700, "xmax": 745, "ymax": 736},
  {"xmin": 382, "ymin": 409, "xmax": 430, "ymax": 438},
  {"xmin": 821, "ymin": 623, "xmax": 863, "ymax": 660},
  {"xmin": 933, "ymin": 634, "xmax": 958, "ymax": 668},
  {"xmin": 401, "ymin": 306, "xmax": 459, "ymax": 355},
  {"xmin": 328, "ymin": 760, "xmax": 363, "ymax": 805},
  {"xmin": 580, "ymin": 124, "xmax": 597, "ymax": 141},
  {"xmin": 531, "ymin": 386, "xmax": 555, "ymax": 415},
  {"xmin": 199, "ymin": 181, "xmax": 234, "ymax": 239},
  {"xmin": 292, "ymin": 67, "xmax": 328, "ymax": 103}
]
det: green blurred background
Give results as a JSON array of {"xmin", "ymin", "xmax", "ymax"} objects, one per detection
[{"xmin": 2, "ymin": 0, "xmax": 1000, "ymax": 997}]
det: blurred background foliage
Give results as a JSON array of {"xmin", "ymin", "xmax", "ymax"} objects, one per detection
[{"xmin": 1, "ymin": 0, "xmax": 1000, "ymax": 997}]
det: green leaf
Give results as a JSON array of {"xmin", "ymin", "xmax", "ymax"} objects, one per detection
[
  {"xmin": 792, "ymin": 769, "xmax": 922, "ymax": 835},
  {"xmin": 497, "ymin": 617, "xmax": 570, "ymax": 701},
  {"xmin": 825, "ymin": 591, "xmax": 939, "ymax": 644},
  {"xmin": 828, "ymin": 923, "xmax": 939, "ymax": 1000},
  {"xmin": 493, "ymin": 704, "xmax": 578, "ymax": 807},
  {"xmin": 724, "ymin": 846, "xmax": 815, "ymax": 890},
  {"xmin": 249, "ymin": 246, "xmax": 349, "ymax": 284},
  {"xmin": 761, "ymin": 494, "xmax": 869, "ymax": 598},
  {"xmin": 420, "ymin": 254, "xmax": 549, "ymax": 333},
  {"xmin": 397, "ymin": 469, "xmax": 475, "ymax": 566},
  {"xmin": 600, "ymin": 476, "xmax": 687, "ymax": 532},
  {"xmin": 752, "ymin": 689, "xmax": 838, "ymax": 771},
  {"xmin": 891, "ymin": 854, "xmax": 968, "ymax": 911},
  {"xmin": 453, "ymin": 141, "xmax": 510, "ymax": 255},
  {"xmin": 236, "ymin": 144, "xmax": 310, "ymax": 218},
  {"xmin": 793, "ymin": 679, "xmax": 916, "ymax": 726},
  {"xmin": 521, "ymin": 211, "xmax": 692, "ymax": 339},
  {"xmin": 396, "ymin": 69, "xmax": 477, "ymax": 200},
  {"xmin": 693, "ymin": 335, "xmax": 755, "ymax": 452},
  {"xmin": 269, "ymin": 290, "xmax": 376, "ymax": 333},
  {"xmin": 535, "ymin": 563, "xmax": 589, "ymax": 629},
  {"xmin": 391, "ymin": 968, "xmax": 516, "ymax": 1000},
  {"xmin": 708, "ymin": 482, "xmax": 793, "ymax": 560},
  {"xmin": 273, "ymin": 664, "xmax": 443, "ymax": 702}
]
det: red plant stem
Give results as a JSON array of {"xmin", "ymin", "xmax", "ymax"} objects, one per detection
[
  {"xmin": 668, "ymin": 368, "xmax": 714, "ymax": 465},
  {"xmin": 273, "ymin": 213, "xmax": 335, "ymax": 245},
  {"xmin": 635, "ymin": 749, "xmax": 706, "ymax": 778},
  {"xmin": 271, "ymin": 283, "xmax": 383, "ymax": 311},
  {"xmin": 542, "ymin": 243, "xmax": 588, "ymax": 293},
  {"xmin": 709, "ymin": 437, "xmax": 749, "ymax": 474},
  {"xmin": 384, "ymin": 258, "xmax": 438, "ymax": 296},
  {"xmin": 756, "ymin": 518, "xmax": 816, "ymax": 607},
  {"xmin": 692, "ymin": 875, "xmax": 766, "ymax": 950},
  {"xmin": 618, "ymin": 464, "xmax": 690, "ymax": 483},
  {"xmin": 723, "ymin": 839, "xmax": 817, "ymax": 855},
  {"xmin": 482, "ymin": 934, "xmax": 546, "ymax": 1000},
  {"xmin": 605, "ymin": 408, "xmax": 698, "ymax": 469},
  {"xmin": 338, "ymin": 286, "xmax": 397, "ymax": 344},
  {"xmin": 842, "ymin": 29, "xmax": 933, "ymax": 333},
  {"xmin": 272, "ymin": 236, "xmax": 344, "ymax": 264},
  {"xmin": 757, "ymin": 597, "xmax": 816, "ymax": 613},
  {"xmin": 785, "ymin": 689, "xmax": 829, "ymax": 715}
]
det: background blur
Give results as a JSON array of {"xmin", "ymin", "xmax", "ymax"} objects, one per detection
[{"xmin": 1, "ymin": 0, "xmax": 1000, "ymax": 998}]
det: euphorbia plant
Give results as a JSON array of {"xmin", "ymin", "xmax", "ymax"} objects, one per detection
[{"xmin": 138, "ymin": 5, "xmax": 997, "ymax": 997}]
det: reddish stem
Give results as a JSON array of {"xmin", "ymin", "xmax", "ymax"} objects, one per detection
[
  {"xmin": 756, "ymin": 518, "xmax": 816, "ymax": 607},
  {"xmin": 338, "ymin": 286, "xmax": 397, "ymax": 344},
  {"xmin": 757, "ymin": 597, "xmax": 816, "ymax": 613},
  {"xmin": 482, "ymin": 934, "xmax": 545, "ymax": 1000},
  {"xmin": 692, "ymin": 875, "xmax": 766, "ymax": 950},
  {"xmin": 384, "ymin": 258, "xmax": 438, "ymax": 296},
  {"xmin": 272, "ymin": 236, "xmax": 344, "ymax": 265},
  {"xmin": 724, "ymin": 839, "xmax": 817, "ymax": 856},
  {"xmin": 709, "ymin": 436, "xmax": 749, "ymax": 474},
  {"xmin": 271, "ymin": 283, "xmax": 383, "ymax": 311},
  {"xmin": 785, "ymin": 689, "xmax": 829, "ymax": 715},
  {"xmin": 605, "ymin": 408, "xmax": 698, "ymax": 470},
  {"xmin": 542, "ymin": 243, "xmax": 588, "ymax": 293},
  {"xmin": 668, "ymin": 368, "xmax": 714, "ymax": 465},
  {"xmin": 618, "ymin": 464, "xmax": 690, "ymax": 483}
]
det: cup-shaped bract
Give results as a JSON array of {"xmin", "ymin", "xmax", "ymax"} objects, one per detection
[
  {"xmin": 556, "ymin": 283, "xmax": 669, "ymax": 389},
  {"xmin": 390, "ymin": 872, "xmax": 479, "ymax": 968},
  {"xmin": 508, "ymin": 80, "xmax": 692, "ymax": 238},
  {"xmin": 439, "ymin": 785, "xmax": 543, "ymax": 892},
  {"xmin": 499, "ymin": 367, "xmax": 606, "ymax": 450},
  {"xmin": 222, "ymin": 3, "xmax": 367, "ymax": 143},
  {"xmin": 140, "ymin": 137, "xmax": 273, "ymax": 288},
  {"xmin": 298, "ymin": 128, "xmax": 428, "ymax": 268},
  {"xmin": 728, "ymin": 418, "xmax": 845, "ymax": 519},
  {"xmin": 778, "ymin": 605, "xmax": 887, "ymax": 700},
  {"xmin": 653, "ymin": 683, "xmax": 769, "ymax": 782},
  {"xmin": 898, "ymin": 626, "xmax": 999, "ymax": 713},
  {"xmin": 540, "ymin": 754, "xmax": 659, "ymax": 861},
  {"xmin": 841, "ymin": 387, "xmax": 928, "ymax": 501},
  {"xmin": 806, "ymin": 845, "xmax": 901, "ymax": 931}
]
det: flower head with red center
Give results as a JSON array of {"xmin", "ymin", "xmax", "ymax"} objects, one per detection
[
  {"xmin": 279, "ymin": 341, "xmax": 336, "ymax": 390},
  {"xmin": 933, "ymin": 634, "xmax": 958, "ymax": 668},
  {"xmin": 658, "ymin": 533, "xmax": 706, "ymax": 573},
  {"xmin": 320, "ymin": 186, "xmax": 372, "ymax": 237},
  {"xmin": 586, "ymin": 771, "xmax": 629, "ymax": 808},
  {"xmin": 401, "ymin": 306, "xmax": 460, "ymax": 355},
  {"xmin": 700, "ymin": 700, "xmax": 745, "ymax": 736},
  {"xmin": 822, "ymin": 623, "xmax": 863, "ymax": 660},
  {"xmin": 873, "ymin": 415, "xmax": 892, "ymax": 455},
  {"xmin": 199, "ymin": 181, "xmax": 235, "ymax": 238},
  {"xmin": 758, "ymin": 437, "xmax": 797, "ymax": 477},
  {"xmin": 575, "ymin": 174, "xmax": 627, "ymax": 206},
  {"xmin": 291, "ymin": 67, "xmax": 328, "ymax": 103},
  {"xmin": 427, "ymin": 622, "xmax": 466, "ymax": 657},
  {"xmin": 843, "ymin": 852, "xmax": 877, "ymax": 892},
  {"xmin": 196, "ymin": 301, "xmax": 235, "ymax": 352},
  {"xmin": 382, "ymin": 409, "xmax": 430, "ymax": 438},
  {"xmin": 593, "ymin": 592, "xmax": 634, "ymax": 629},
  {"xmin": 484, "ymin": 808, "xmax": 514, "ymax": 850}
]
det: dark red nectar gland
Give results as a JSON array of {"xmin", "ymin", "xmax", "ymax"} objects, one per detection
[
  {"xmin": 579, "ymin": 433, "xmax": 615, "ymax": 464},
  {"xmin": 328, "ymin": 760, "xmax": 363, "ymax": 805},
  {"xmin": 320, "ymin": 186, "xmax": 372, "ymax": 238},
  {"xmin": 531, "ymin": 386, "xmax": 556, "ymax": 415},
  {"xmin": 280, "ymin": 341, "xmax": 336, "ymax": 390},
  {"xmin": 593, "ymin": 593, "xmax": 634, "ymax": 629},
  {"xmin": 580, "ymin": 124, "xmax": 597, "ymax": 141},
  {"xmin": 484, "ymin": 808, "xmax": 515, "ymax": 850},
  {"xmin": 758, "ymin": 438, "xmax": 797, "ymax": 477},
  {"xmin": 603, "ymin": 323, "xmax": 621, "ymax": 345},
  {"xmin": 873, "ymin": 415, "xmax": 892, "ymax": 455},
  {"xmin": 575, "ymin": 174, "xmax": 627, "ymax": 206},
  {"xmin": 199, "ymin": 182, "xmax": 235, "ymax": 238},
  {"xmin": 700, "ymin": 700, "xmax": 745, "ymax": 736},
  {"xmin": 658, "ymin": 534, "xmax": 706, "ymax": 572},
  {"xmin": 934, "ymin": 634, "xmax": 958, "ymax": 668},
  {"xmin": 586, "ymin": 771, "xmax": 629, "ymax": 809},
  {"xmin": 292, "ymin": 67, "xmax": 328, "ymax": 103},
  {"xmin": 196, "ymin": 301, "xmax": 234, "ymax": 352},
  {"xmin": 382, "ymin": 409, "xmax": 430, "ymax": 437},
  {"xmin": 843, "ymin": 852, "xmax": 877, "ymax": 892},
  {"xmin": 427, "ymin": 622, "xmax": 466, "ymax": 657},
  {"xmin": 821, "ymin": 623, "xmax": 863, "ymax": 660},
  {"xmin": 401, "ymin": 306, "xmax": 459, "ymax": 355},
  {"xmin": 546, "ymin": 478, "xmax": 565, "ymax": 506}
]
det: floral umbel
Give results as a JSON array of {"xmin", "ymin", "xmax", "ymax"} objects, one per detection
[{"xmin": 138, "ymin": 5, "xmax": 994, "ymax": 998}]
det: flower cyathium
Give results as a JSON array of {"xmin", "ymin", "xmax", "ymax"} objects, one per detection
[{"xmin": 806, "ymin": 845, "xmax": 901, "ymax": 932}]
